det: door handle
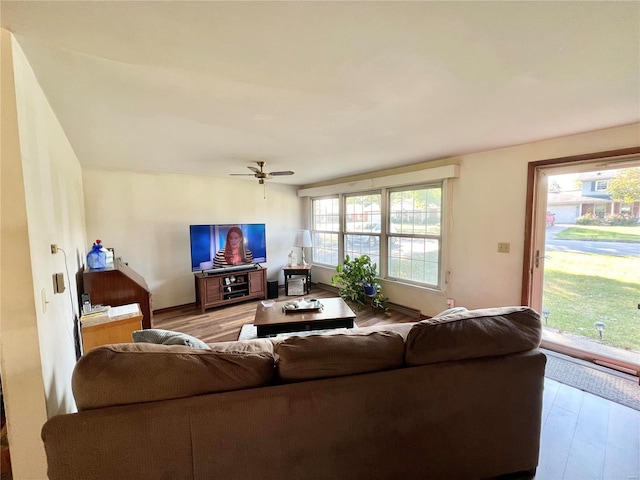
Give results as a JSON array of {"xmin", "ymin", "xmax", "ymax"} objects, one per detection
[{"xmin": 535, "ymin": 250, "xmax": 551, "ymax": 268}]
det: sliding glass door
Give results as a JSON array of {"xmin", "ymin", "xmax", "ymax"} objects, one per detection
[{"xmin": 526, "ymin": 152, "xmax": 640, "ymax": 377}]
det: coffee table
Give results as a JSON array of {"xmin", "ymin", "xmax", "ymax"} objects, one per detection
[{"xmin": 254, "ymin": 297, "xmax": 356, "ymax": 338}]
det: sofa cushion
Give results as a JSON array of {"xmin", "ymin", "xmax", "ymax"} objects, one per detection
[
  {"xmin": 207, "ymin": 338, "xmax": 274, "ymax": 355},
  {"xmin": 275, "ymin": 330, "xmax": 404, "ymax": 383},
  {"xmin": 355, "ymin": 322, "xmax": 416, "ymax": 340},
  {"xmin": 405, "ymin": 306, "xmax": 541, "ymax": 366},
  {"xmin": 72, "ymin": 343, "xmax": 275, "ymax": 410},
  {"xmin": 132, "ymin": 328, "xmax": 211, "ymax": 349}
]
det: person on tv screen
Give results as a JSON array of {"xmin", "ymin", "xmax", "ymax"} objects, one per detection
[{"xmin": 213, "ymin": 226, "xmax": 254, "ymax": 268}]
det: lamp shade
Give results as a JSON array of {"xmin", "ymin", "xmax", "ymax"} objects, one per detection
[{"xmin": 294, "ymin": 230, "xmax": 313, "ymax": 248}]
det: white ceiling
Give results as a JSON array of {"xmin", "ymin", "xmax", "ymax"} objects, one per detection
[{"xmin": 2, "ymin": 1, "xmax": 639, "ymax": 186}]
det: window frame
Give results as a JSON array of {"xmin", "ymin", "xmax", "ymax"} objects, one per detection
[
  {"xmin": 385, "ymin": 182, "xmax": 444, "ymax": 289},
  {"xmin": 310, "ymin": 196, "xmax": 340, "ymax": 267},
  {"xmin": 310, "ymin": 180, "xmax": 447, "ymax": 291},
  {"xmin": 343, "ymin": 191, "xmax": 383, "ymax": 268}
]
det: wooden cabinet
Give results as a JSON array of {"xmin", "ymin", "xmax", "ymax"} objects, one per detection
[
  {"xmin": 83, "ymin": 258, "xmax": 153, "ymax": 329},
  {"xmin": 248, "ymin": 270, "xmax": 266, "ymax": 296},
  {"xmin": 202, "ymin": 275, "xmax": 224, "ymax": 305},
  {"xmin": 195, "ymin": 268, "xmax": 267, "ymax": 312},
  {"xmin": 82, "ymin": 313, "xmax": 142, "ymax": 353}
]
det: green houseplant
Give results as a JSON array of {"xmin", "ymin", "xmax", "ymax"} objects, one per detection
[{"xmin": 331, "ymin": 255, "xmax": 389, "ymax": 313}]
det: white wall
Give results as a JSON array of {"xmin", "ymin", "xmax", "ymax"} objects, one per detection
[
  {"xmin": 7, "ymin": 45, "xmax": 634, "ymax": 337},
  {"xmin": 309, "ymin": 124, "xmax": 640, "ymax": 315},
  {"xmin": 1, "ymin": 30, "xmax": 87, "ymax": 479},
  {"xmin": 82, "ymin": 169, "xmax": 303, "ymax": 310}
]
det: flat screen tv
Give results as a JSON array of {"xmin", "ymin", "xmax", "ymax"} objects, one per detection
[{"xmin": 190, "ymin": 224, "xmax": 267, "ymax": 272}]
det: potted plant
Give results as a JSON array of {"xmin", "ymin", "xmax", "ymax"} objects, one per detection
[{"xmin": 331, "ymin": 255, "xmax": 389, "ymax": 313}]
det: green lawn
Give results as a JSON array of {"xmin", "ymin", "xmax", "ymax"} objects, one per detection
[
  {"xmin": 556, "ymin": 225, "xmax": 640, "ymax": 242},
  {"xmin": 542, "ymin": 251, "xmax": 640, "ymax": 351}
]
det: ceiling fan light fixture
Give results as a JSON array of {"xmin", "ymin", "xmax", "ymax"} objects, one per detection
[{"xmin": 230, "ymin": 161, "xmax": 295, "ymax": 184}]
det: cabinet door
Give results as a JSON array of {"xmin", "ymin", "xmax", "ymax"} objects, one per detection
[
  {"xmin": 82, "ymin": 316, "xmax": 142, "ymax": 353},
  {"xmin": 204, "ymin": 276, "xmax": 223, "ymax": 303},
  {"xmin": 248, "ymin": 270, "xmax": 265, "ymax": 295}
]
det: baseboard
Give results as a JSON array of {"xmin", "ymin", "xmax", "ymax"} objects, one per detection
[
  {"xmin": 153, "ymin": 303, "xmax": 196, "ymax": 315},
  {"xmin": 155, "ymin": 283, "xmax": 421, "ymax": 320},
  {"xmin": 316, "ymin": 282, "xmax": 338, "ymax": 294},
  {"xmin": 387, "ymin": 302, "xmax": 421, "ymax": 318}
]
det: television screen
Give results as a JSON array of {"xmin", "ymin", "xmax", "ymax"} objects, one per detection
[{"xmin": 189, "ymin": 224, "xmax": 267, "ymax": 272}]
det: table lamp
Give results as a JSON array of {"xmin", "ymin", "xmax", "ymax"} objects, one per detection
[{"xmin": 294, "ymin": 230, "xmax": 313, "ymax": 266}]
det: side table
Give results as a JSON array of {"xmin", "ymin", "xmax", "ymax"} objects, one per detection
[{"xmin": 283, "ymin": 264, "xmax": 312, "ymax": 296}]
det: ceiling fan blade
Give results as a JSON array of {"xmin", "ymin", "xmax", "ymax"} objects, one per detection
[{"xmin": 230, "ymin": 163, "xmax": 293, "ymax": 180}]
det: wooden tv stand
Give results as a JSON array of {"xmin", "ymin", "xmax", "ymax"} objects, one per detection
[{"xmin": 195, "ymin": 267, "xmax": 267, "ymax": 312}]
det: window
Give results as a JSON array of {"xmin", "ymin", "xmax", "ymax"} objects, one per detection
[
  {"xmin": 310, "ymin": 182, "xmax": 445, "ymax": 289},
  {"xmin": 311, "ymin": 197, "xmax": 339, "ymax": 266},
  {"xmin": 595, "ymin": 180, "xmax": 608, "ymax": 191},
  {"xmin": 620, "ymin": 202, "xmax": 633, "ymax": 216},
  {"xmin": 388, "ymin": 185, "xmax": 442, "ymax": 287},
  {"xmin": 344, "ymin": 193, "xmax": 382, "ymax": 266},
  {"xmin": 594, "ymin": 203, "xmax": 607, "ymax": 218}
]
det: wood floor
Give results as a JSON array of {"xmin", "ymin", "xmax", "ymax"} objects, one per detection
[
  {"xmin": 537, "ymin": 378, "xmax": 639, "ymax": 480},
  {"xmin": 153, "ymin": 285, "xmax": 418, "ymax": 344},
  {"xmin": 153, "ymin": 285, "xmax": 640, "ymax": 480}
]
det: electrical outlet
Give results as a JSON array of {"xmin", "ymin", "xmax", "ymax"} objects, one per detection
[
  {"xmin": 498, "ymin": 242, "xmax": 510, "ymax": 253},
  {"xmin": 51, "ymin": 244, "xmax": 58, "ymax": 254},
  {"xmin": 447, "ymin": 298, "xmax": 455, "ymax": 308}
]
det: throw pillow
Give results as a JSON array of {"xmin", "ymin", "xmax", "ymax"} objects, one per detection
[{"xmin": 132, "ymin": 328, "xmax": 211, "ymax": 350}]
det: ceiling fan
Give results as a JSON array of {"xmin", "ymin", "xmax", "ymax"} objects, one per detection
[{"xmin": 231, "ymin": 161, "xmax": 295, "ymax": 184}]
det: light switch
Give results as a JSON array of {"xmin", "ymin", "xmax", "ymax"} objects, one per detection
[
  {"xmin": 498, "ymin": 243, "xmax": 510, "ymax": 253},
  {"xmin": 41, "ymin": 288, "xmax": 48, "ymax": 313}
]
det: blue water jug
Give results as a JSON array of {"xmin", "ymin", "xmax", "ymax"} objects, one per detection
[{"xmin": 87, "ymin": 241, "xmax": 107, "ymax": 269}]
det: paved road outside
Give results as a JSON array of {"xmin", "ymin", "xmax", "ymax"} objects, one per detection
[{"xmin": 545, "ymin": 224, "xmax": 640, "ymax": 257}]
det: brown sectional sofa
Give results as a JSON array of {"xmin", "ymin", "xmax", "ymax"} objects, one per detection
[{"xmin": 42, "ymin": 306, "xmax": 546, "ymax": 480}]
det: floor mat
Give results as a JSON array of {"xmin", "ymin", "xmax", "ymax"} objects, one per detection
[{"xmin": 543, "ymin": 349, "xmax": 639, "ymax": 411}]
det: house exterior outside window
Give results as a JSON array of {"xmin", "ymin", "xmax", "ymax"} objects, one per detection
[
  {"xmin": 593, "ymin": 203, "xmax": 607, "ymax": 218},
  {"xmin": 548, "ymin": 168, "xmax": 640, "ymax": 223},
  {"xmin": 595, "ymin": 180, "xmax": 608, "ymax": 191},
  {"xmin": 619, "ymin": 202, "xmax": 633, "ymax": 216}
]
